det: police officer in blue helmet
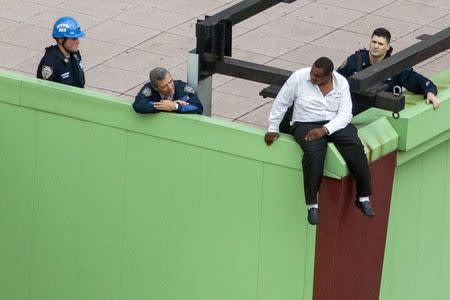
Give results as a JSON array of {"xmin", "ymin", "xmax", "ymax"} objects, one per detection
[{"xmin": 37, "ymin": 16, "xmax": 86, "ymax": 88}]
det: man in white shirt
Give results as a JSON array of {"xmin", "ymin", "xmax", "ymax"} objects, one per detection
[{"xmin": 264, "ymin": 57, "xmax": 374, "ymax": 225}]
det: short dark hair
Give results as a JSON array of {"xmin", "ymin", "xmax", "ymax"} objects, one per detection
[
  {"xmin": 313, "ymin": 57, "xmax": 334, "ymax": 75},
  {"xmin": 372, "ymin": 28, "xmax": 391, "ymax": 44}
]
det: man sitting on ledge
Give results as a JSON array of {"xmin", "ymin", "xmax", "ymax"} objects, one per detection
[
  {"xmin": 264, "ymin": 57, "xmax": 374, "ymax": 225},
  {"xmin": 133, "ymin": 67, "xmax": 203, "ymax": 115}
]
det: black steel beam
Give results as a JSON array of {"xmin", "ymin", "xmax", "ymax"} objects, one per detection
[
  {"xmin": 349, "ymin": 27, "xmax": 450, "ymax": 92},
  {"xmin": 198, "ymin": 0, "xmax": 288, "ymax": 26},
  {"xmin": 260, "ymin": 85, "xmax": 282, "ymax": 98},
  {"xmin": 416, "ymin": 34, "xmax": 432, "ymax": 41},
  {"xmin": 214, "ymin": 57, "xmax": 292, "ymax": 86},
  {"xmin": 373, "ymin": 91, "xmax": 405, "ymax": 114}
]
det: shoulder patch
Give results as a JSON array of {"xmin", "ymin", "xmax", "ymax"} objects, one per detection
[
  {"xmin": 41, "ymin": 65, "xmax": 53, "ymax": 80},
  {"xmin": 183, "ymin": 84, "xmax": 195, "ymax": 94},
  {"xmin": 142, "ymin": 87, "xmax": 152, "ymax": 97}
]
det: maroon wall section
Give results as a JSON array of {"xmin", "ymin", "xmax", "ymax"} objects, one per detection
[{"xmin": 313, "ymin": 151, "xmax": 397, "ymax": 300}]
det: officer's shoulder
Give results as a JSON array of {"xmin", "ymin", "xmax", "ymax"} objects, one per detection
[
  {"xmin": 174, "ymin": 79, "xmax": 186, "ymax": 87},
  {"xmin": 43, "ymin": 45, "xmax": 59, "ymax": 55},
  {"xmin": 139, "ymin": 82, "xmax": 155, "ymax": 97},
  {"xmin": 41, "ymin": 45, "xmax": 61, "ymax": 62},
  {"xmin": 349, "ymin": 49, "xmax": 367, "ymax": 60}
]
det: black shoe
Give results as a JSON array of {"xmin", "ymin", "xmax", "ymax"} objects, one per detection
[
  {"xmin": 307, "ymin": 208, "xmax": 319, "ymax": 225},
  {"xmin": 355, "ymin": 200, "xmax": 375, "ymax": 218}
]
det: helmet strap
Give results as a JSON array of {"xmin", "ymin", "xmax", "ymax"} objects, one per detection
[{"xmin": 56, "ymin": 38, "xmax": 72, "ymax": 58}]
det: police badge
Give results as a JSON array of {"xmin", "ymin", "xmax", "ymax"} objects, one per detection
[
  {"xmin": 184, "ymin": 84, "xmax": 195, "ymax": 94},
  {"xmin": 41, "ymin": 66, "xmax": 53, "ymax": 80},
  {"xmin": 142, "ymin": 87, "xmax": 152, "ymax": 97}
]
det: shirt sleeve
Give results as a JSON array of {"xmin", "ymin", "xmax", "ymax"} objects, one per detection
[
  {"xmin": 336, "ymin": 54, "xmax": 357, "ymax": 79},
  {"xmin": 268, "ymin": 73, "xmax": 298, "ymax": 133},
  {"xmin": 392, "ymin": 68, "xmax": 438, "ymax": 98},
  {"xmin": 132, "ymin": 85, "xmax": 159, "ymax": 114},
  {"xmin": 175, "ymin": 82, "xmax": 203, "ymax": 115},
  {"xmin": 323, "ymin": 81, "xmax": 353, "ymax": 135},
  {"xmin": 36, "ymin": 57, "xmax": 57, "ymax": 82}
]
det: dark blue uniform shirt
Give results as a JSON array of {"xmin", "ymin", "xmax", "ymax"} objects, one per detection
[
  {"xmin": 133, "ymin": 80, "xmax": 203, "ymax": 115},
  {"xmin": 337, "ymin": 49, "xmax": 437, "ymax": 115},
  {"xmin": 36, "ymin": 45, "xmax": 85, "ymax": 88}
]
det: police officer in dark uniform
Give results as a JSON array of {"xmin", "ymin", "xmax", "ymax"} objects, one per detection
[
  {"xmin": 37, "ymin": 16, "xmax": 85, "ymax": 88},
  {"xmin": 337, "ymin": 27, "xmax": 441, "ymax": 115},
  {"xmin": 133, "ymin": 67, "xmax": 203, "ymax": 115},
  {"xmin": 279, "ymin": 28, "xmax": 441, "ymax": 133}
]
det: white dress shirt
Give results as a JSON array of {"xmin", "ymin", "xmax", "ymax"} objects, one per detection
[{"xmin": 268, "ymin": 68, "xmax": 353, "ymax": 135}]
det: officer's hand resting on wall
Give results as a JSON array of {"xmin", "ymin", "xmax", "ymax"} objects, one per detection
[
  {"xmin": 264, "ymin": 132, "xmax": 280, "ymax": 146},
  {"xmin": 426, "ymin": 92, "xmax": 441, "ymax": 110},
  {"xmin": 154, "ymin": 100, "xmax": 177, "ymax": 111}
]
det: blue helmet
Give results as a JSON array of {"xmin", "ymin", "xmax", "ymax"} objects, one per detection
[{"xmin": 52, "ymin": 17, "xmax": 85, "ymax": 39}]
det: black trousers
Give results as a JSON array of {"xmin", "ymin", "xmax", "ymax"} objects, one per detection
[{"xmin": 292, "ymin": 122, "xmax": 372, "ymax": 205}]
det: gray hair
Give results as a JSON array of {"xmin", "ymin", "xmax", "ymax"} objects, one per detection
[{"xmin": 149, "ymin": 67, "xmax": 170, "ymax": 89}]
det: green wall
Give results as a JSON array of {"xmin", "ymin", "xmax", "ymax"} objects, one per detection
[
  {"xmin": 380, "ymin": 137, "xmax": 450, "ymax": 300},
  {"xmin": 0, "ymin": 71, "xmax": 315, "ymax": 300},
  {"xmin": 1, "ymin": 67, "xmax": 449, "ymax": 300}
]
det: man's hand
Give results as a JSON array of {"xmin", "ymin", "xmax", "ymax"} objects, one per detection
[
  {"xmin": 264, "ymin": 132, "xmax": 280, "ymax": 146},
  {"xmin": 174, "ymin": 100, "xmax": 189, "ymax": 106},
  {"xmin": 154, "ymin": 100, "xmax": 177, "ymax": 111},
  {"xmin": 426, "ymin": 92, "xmax": 441, "ymax": 110},
  {"xmin": 305, "ymin": 126, "xmax": 328, "ymax": 141}
]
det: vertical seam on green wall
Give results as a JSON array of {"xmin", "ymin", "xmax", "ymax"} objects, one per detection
[
  {"xmin": 255, "ymin": 162, "xmax": 265, "ymax": 300},
  {"xmin": 19, "ymin": 80, "xmax": 23, "ymax": 106},
  {"xmin": 27, "ymin": 110, "xmax": 38, "ymax": 300},
  {"xmin": 438, "ymin": 141, "xmax": 450, "ymax": 285},
  {"xmin": 165, "ymin": 140, "xmax": 175, "ymax": 298},
  {"xmin": 119, "ymin": 131, "xmax": 130, "ymax": 300},
  {"xmin": 302, "ymin": 218, "xmax": 312, "ymax": 300},
  {"xmin": 414, "ymin": 155, "xmax": 425, "ymax": 296}
]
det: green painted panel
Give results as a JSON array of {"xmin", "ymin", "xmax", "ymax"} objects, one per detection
[
  {"xmin": 413, "ymin": 143, "xmax": 448, "ymax": 299},
  {"xmin": 397, "ymin": 129, "xmax": 450, "ymax": 165},
  {"xmin": 440, "ymin": 141, "xmax": 450, "ymax": 298},
  {"xmin": 75, "ymin": 122, "xmax": 127, "ymax": 299},
  {"xmin": 29, "ymin": 113, "xmax": 85, "ymax": 300},
  {"xmin": 258, "ymin": 163, "xmax": 315, "ymax": 300},
  {"xmin": 380, "ymin": 140, "xmax": 450, "ymax": 299},
  {"xmin": 0, "ymin": 103, "xmax": 36, "ymax": 300},
  {"xmin": 380, "ymin": 157, "xmax": 423, "ymax": 299},
  {"xmin": 164, "ymin": 146, "xmax": 262, "ymax": 300},
  {"xmin": 0, "ymin": 73, "xmax": 21, "ymax": 105},
  {"xmin": 28, "ymin": 114, "xmax": 128, "ymax": 299},
  {"xmin": 121, "ymin": 133, "xmax": 173, "ymax": 300}
]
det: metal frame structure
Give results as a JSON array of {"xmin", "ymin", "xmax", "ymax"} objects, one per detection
[{"xmin": 188, "ymin": 0, "xmax": 450, "ymax": 118}]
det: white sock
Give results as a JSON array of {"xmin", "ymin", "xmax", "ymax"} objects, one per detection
[
  {"xmin": 359, "ymin": 196, "xmax": 370, "ymax": 202},
  {"xmin": 307, "ymin": 204, "xmax": 318, "ymax": 210}
]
